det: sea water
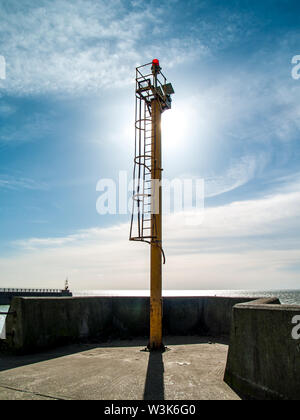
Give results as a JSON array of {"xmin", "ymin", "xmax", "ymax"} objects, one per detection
[{"xmin": 73, "ymin": 289, "xmax": 300, "ymax": 305}]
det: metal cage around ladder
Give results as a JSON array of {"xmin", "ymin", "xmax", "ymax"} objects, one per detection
[{"xmin": 129, "ymin": 61, "xmax": 174, "ymax": 264}]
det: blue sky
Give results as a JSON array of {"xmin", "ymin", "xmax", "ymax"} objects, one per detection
[{"xmin": 0, "ymin": 0, "xmax": 300, "ymax": 290}]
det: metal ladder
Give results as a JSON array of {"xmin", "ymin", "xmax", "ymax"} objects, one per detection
[
  {"xmin": 130, "ymin": 62, "xmax": 169, "ymax": 264},
  {"xmin": 130, "ymin": 97, "xmax": 156, "ymax": 243}
]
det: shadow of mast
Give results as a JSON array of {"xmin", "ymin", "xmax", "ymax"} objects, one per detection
[{"xmin": 143, "ymin": 350, "xmax": 165, "ymax": 400}]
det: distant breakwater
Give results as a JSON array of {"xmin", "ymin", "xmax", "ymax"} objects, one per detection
[{"xmin": 0, "ymin": 288, "xmax": 72, "ymax": 305}]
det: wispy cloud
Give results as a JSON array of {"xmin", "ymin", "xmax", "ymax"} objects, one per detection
[
  {"xmin": 0, "ymin": 112, "xmax": 53, "ymax": 145},
  {"xmin": 0, "ymin": 0, "xmax": 208, "ymax": 95},
  {"xmin": 13, "ymin": 229, "xmax": 92, "ymax": 249},
  {"xmin": 0, "ymin": 174, "xmax": 47, "ymax": 190},
  {"xmin": 0, "ymin": 102, "xmax": 16, "ymax": 116}
]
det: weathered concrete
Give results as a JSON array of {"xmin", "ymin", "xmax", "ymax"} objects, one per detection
[
  {"xmin": 224, "ymin": 298, "xmax": 300, "ymax": 400},
  {"xmin": 3, "ymin": 295, "xmax": 300, "ymax": 400},
  {"xmin": 163, "ymin": 297, "xmax": 253, "ymax": 336},
  {"xmin": 2, "ymin": 296, "xmax": 257, "ymax": 353},
  {"xmin": 0, "ymin": 337, "xmax": 239, "ymax": 400}
]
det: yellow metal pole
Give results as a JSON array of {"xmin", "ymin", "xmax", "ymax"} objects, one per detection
[{"xmin": 149, "ymin": 98, "xmax": 163, "ymax": 350}]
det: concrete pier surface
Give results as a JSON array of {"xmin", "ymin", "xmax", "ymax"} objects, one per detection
[{"xmin": 0, "ymin": 336, "xmax": 239, "ymax": 400}]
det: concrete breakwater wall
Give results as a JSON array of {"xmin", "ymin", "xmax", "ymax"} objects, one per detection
[
  {"xmin": 224, "ymin": 298, "xmax": 300, "ymax": 400},
  {"xmin": 3, "ymin": 295, "xmax": 300, "ymax": 400},
  {"xmin": 3, "ymin": 296, "xmax": 255, "ymax": 353}
]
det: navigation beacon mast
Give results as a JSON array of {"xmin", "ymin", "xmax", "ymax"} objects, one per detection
[{"xmin": 130, "ymin": 59, "xmax": 175, "ymax": 350}]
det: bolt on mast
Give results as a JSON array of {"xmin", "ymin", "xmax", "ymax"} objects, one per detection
[{"xmin": 130, "ymin": 59, "xmax": 175, "ymax": 350}]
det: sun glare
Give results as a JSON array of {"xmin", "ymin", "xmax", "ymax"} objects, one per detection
[{"xmin": 161, "ymin": 106, "xmax": 188, "ymax": 150}]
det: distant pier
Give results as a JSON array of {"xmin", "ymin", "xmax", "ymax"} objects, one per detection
[{"xmin": 0, "ymin": 288, "xmax": 72, "ymax": 305}]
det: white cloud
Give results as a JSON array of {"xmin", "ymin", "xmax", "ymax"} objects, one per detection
[{"xmin": 1, "ymin": 185, "xmax": 300, "ymax": 290}]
